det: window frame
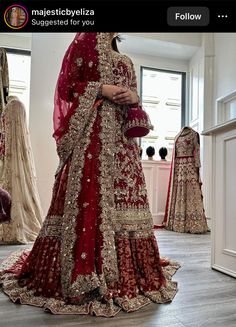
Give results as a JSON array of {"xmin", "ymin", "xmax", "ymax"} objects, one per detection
[{"xmin": 140, "ymin": 66, "xmax": 187, "ymax": 146}]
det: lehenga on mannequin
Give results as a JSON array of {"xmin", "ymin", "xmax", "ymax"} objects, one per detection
[
  {"xmin": 163, "ymin": 126, "xmax": 208, "ymax": 234},
  {"xmin": 0, "ymin": 96, "xmax": 43, "ymax": 244},
  {"xmin": 0, "ymin": 33, "xmax": 180, "ymax": 317},
  {"xmin": 0, "ymin": 48, "xmax": 9, "ymax": 117}
]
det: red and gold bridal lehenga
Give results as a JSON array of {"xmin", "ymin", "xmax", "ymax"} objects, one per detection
[
  {"xmin": 163, "ymin": 126, "xmax": 208, "ymax": 234},
  {"xmin": 0, "ymin": 33, "xmax": 180, "ymax": 317}
]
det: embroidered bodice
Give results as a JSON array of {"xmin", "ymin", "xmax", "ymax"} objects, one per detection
[
  {"xmin": 111, "ymin": 51, "xmax": 136, "ymax": 90},
  {"xmin": 175, "ymin": 128, "xmax": 195, "ymax": 157}
]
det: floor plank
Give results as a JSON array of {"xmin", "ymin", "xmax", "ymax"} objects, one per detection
[{"xmin": 1, "ymin": 230, "xmax": 236, "ymax": 327}]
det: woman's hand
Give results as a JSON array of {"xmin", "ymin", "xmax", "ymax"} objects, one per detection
[
  {"xmin": 102, "ymin": 85, "xmax": 139, "ymax": 105},
  {"xmin": 112, "ymin": 88, "xmax": 139, "ymax": 105},
  {"xmin": 102, "ymin": 85, "xmax": 123, "ymax": 101}
]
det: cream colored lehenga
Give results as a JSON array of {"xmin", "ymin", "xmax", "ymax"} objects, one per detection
[{"xmin": 0, "ymin": 97, "xmax": 43, "ymax": 244}]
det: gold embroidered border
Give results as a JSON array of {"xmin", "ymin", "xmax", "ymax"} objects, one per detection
[
  {"xmin": 61, "ymin": 33, "xmax": 119, "ymax": 297},
  {"xmin": 114, "ymin": 209, "xmax": 153, "ymax": 235},
  {"xmin": 55, "ymin": 81, "xmax": 101, "ymax": 175},
  {"xmin": 0, "ymin": 273, "xmax": 121, "ymax": 316},
  {"xmin": 0, "ymin": 273, "xmax": 118, "ymax": 316},
  {"xmin": 60, "ymin": 108, "xmax": 97, "ymax": 298},
  {"xmin": 144, "ymin": 281, "xmax": 178, "ymax": 303},
  {"xmin": 96, "ymin": 33, "xmax": 119, "ymax": 286},
  {"xmin": 98, "ymin": 100, "xmax": 119, "ymax": 285},
  {"xmin": 114, "ymin": 294, "xmax": 151, "ymax": 312},
  {"xmin": 38, "ymin": 215, "xmax": 62, "ymax": 238},
  {"xmin": 70, "ymin": 272, "xmax": 107, "ymax": 297},
  {"xmin": 96, "ymin": 33, "xmax": 114, "ymax": 84},
  {"xmin": 0, "ymin": 249, "xmax": 30, "ymax": 273},
  {"xmin": 0, "ymin": 271, "xmax": 178, "ymax": 316},
  {"xmin": 115, "ymin": 209, "xmax": 152, "ymax": 221},
  {"xmin": 57, "ymin": 34, "xmax": 113, "ymax": 297},
  {"xmin": 0, "ymin": 250, "xmax": 180, "ymax": 316}
]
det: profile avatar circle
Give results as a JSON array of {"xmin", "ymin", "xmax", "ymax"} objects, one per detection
[{"xmin": 4, "ymin": 5, "xmax": 28, "ymax": 29}]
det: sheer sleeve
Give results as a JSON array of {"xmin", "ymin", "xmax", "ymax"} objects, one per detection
[
  {"xmin": 130, "ymin": 61, "xmax": 138, "ymax": 93},
  {"xmin": 129, "ymin": 60, "xmax": 141, "ymax": 106}
]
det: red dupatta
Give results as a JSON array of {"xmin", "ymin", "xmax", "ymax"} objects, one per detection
[
  {"xmin": 53, "ymin": 33, "xmax": 113, "ymax": 175},
  {"xmin": 53, "ymin": 33, "xmax": 101, "ymax": 143}
]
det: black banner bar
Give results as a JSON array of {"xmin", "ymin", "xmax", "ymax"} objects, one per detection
[{"xmin": 0, "ymin": 1, "xmax": 235, "ymax": 32}]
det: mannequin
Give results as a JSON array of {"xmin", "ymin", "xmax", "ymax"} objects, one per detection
[
  {"xmin": 163, "ymin": 126, "xmax": 208, "ymax": 234},
  {"xmin": 146, "ymin": 146, "xmax": 155, "ymax": 160},
  {"xmin": 159, "ymin": 147, "xmax": 168, "ymax": 160},
  {"xmin": 0, "ymin": 96, "xmax": 43, "ymax": 244}
]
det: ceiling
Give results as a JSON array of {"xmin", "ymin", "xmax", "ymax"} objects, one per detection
[
  {"xmin": 119, "ymin": 33, "xmax": 202, "ymax": 60},
  {"xmin": 1, "ymin": 32, "xmax": 202, "ymax": 60}
]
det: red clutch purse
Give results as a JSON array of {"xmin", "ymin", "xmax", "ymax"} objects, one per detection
[{"xmin": 124, "ymin": 106, "xmax": 153, "ymax": 138}]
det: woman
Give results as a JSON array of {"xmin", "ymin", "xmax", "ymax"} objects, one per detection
[
  {"xmin": 0, "ymin": 33, "xmax": 179, "ymax": 316},
  {"xmin": 163, "ymin": 126, "xmax": 208, "ymax": 234},
  {"xmin": 10, "ymin": 8, "xmax": 19, "ymax": 27},
  {"xmin": 0, "ymin": 96, "xmax": 43, "ymax": 243}
]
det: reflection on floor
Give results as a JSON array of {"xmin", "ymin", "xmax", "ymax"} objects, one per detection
[{"xmin": 0, "ymin": 230, "xmax": 236, "ymax": 327}]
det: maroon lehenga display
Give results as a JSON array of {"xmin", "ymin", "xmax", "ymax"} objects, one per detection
[
  {"xmin": 0, "ymin": 33, "xmax": 180, "ymax": 317},
  {"xmin": 163, "ymin": 126, "xmax": 208, "ymax": 234}
]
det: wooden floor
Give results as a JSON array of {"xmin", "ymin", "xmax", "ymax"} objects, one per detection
[{"xmin": 1, "ymin": 230, "xmax": 236, "ymax": 327}]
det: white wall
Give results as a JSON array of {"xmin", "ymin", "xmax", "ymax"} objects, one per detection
[
  {"xmin": 0, "ymin": 33, "xmax": 31, "ymax": 50},
  {"xmin": 204, "ymin": 33, "xmax": 236, "ymax": 228},
  {"xmin": 213, "ymin": 33, "xmax": 236, "ymax": 104},
  {"xmin": 204, "ymin": 33, "xmax": 236, "ymax": 275},
  {"xmin": 188, "ymin": 45, "xmax": 213, "ymax": 226},
  {"xmin": 126, "ymin": 33, "xmax": 202, "ymax": 47},
  {"xmin": 188, "ymin": 47, "xmax": 204, "ymax": 132},
  {"xmin": 29, "ymin": 33, "xmax": 75, "ymax": 214},
  {"xmin": 118, "ymin": 51, "xmax": 189, "ymax": 93},
  {"xmin": 213, "ymin": 34, "xmax": 236, "ymax": 127}
]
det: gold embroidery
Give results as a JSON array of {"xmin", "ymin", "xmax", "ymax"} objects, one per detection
[
  {"xmin": 38, "ymin": 215, "xmax": 62, "ymax": 238},
  {"xmin": 0, "ymin": 247, "xmax": 179, "ymax": 317},
  {"xmin": 76, "ymin": 57, "xmax": 83, "ymax": 67},
  {"xmin": 96, "ymin": 33, "xmax": 114, "ymax": 84},
  {"xmin": 114, "ymin": 209, "xmax": 153, "ymax": 237},
  {"xmin": 166, "ymin": 128, "xmax": 207, "ymax": 233},
  {"xmin": 111, "ymin": 52, "xmax": 133, "ymax": 88},
  {"xmin": 98, "ymin": 101, "xmax": 119, "ymax": 284},
  {"xmin": 176, "ymin": 129, "xmax": 195, "ymax": 157},
  {"xmin": 60, "ymin": 108, "xmax": 97, "ymax": 298},
  {"xmin": 81, "ymin": 252, "xmax": 87, "ymax": 259},
  {"xmin": 55, "ymin": 82, "xmax": 101, "ymax": 175}
]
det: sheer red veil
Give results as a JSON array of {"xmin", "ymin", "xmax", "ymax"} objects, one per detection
[{"xmin": 53, "ymin": 33, "xmax": 101, "ymax": 143}]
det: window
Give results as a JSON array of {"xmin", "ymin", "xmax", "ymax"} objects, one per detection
[
  {"xmin": 6, "ymin": 48, "xmax": 31, "ymax": 122},
  {"xmin": 140, "ymin": 67, "xmax": 186, "ymax": 161}
]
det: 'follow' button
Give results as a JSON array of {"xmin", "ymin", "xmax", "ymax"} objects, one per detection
[{"xmin": 167, "ymin": 7, "xmax": 210, "ymax": 26}]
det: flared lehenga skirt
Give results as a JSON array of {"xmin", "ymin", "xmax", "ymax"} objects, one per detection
[
  {"xmin": 0, "ymin": 106, "xmax": 180, "ymax": 317},
  {"xmin": 166, "ymin": 157, "xmax": 208, "ymax": 234}
]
